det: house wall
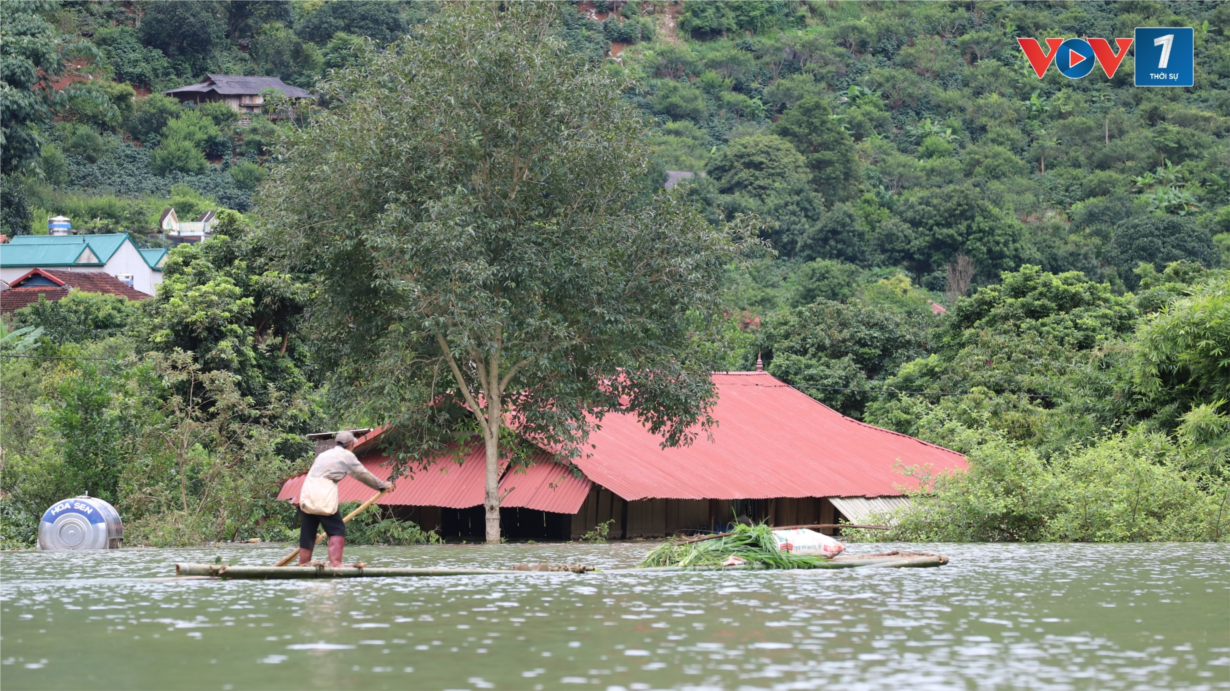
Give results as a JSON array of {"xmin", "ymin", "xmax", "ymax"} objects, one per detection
[
  {"xmin": 59, "ymin": 241, "xmax": 158, "ymax": 295},
  {"xmin": 567, "ymin": 491, "xmax": 844, "ymax": 539},
  {"xmin": 0, "ymin": 268, "xmax": 44, "ymax": 284}
]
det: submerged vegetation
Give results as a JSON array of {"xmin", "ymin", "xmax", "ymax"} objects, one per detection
[{"xmin": 641, "ymin": 524, "xmax": 830, "ymax": 569}]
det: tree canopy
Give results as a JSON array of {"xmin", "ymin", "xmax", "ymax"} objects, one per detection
[{"xmin": 263, "ymin": 2, "xmax": 746, "ymax": 543}]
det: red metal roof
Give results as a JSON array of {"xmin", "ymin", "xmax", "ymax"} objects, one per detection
[
  {"xmin": 278, "ymin": 372, "xmax": 965, "ymax": 511},
  {"xmin": 570, "ymin": 371, "xmax": 965, "ymax": 500},
  {"xmin": 278, "ymin": 444, "xmax": 591, "ymax": 514},
  {"xmin": 278, "ymin": 445, "xmax": 499, "ymax": 509},
  {"xmin": 498, "ymin": 452, "xmax": 592, "ymax": 514}
]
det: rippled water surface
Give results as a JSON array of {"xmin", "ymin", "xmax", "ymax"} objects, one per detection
[{"xmin": 2, "ymin": 542, "xmax": 1228, "ymax": 690}]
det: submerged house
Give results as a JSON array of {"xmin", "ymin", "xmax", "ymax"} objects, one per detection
[{"xmin": 279, "ymin": 372, "xmax": 965, "ymax": 540}]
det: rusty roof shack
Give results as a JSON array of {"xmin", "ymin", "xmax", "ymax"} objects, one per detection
[
  {"xmin": 0, "ymin": 268, "xmax": 150, "ymax": 315},
  {"xmin": 164, "ymin": 74, "xmax": 313, "ymax": 114},
  {"xmin": 280, "ymin": 372, "xmax": 966, "ymax": 541}
]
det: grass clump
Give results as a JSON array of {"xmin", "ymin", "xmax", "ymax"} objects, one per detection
[{"xmin": 639, "ymin": 523, "xmax": 828, "ymax": 569}]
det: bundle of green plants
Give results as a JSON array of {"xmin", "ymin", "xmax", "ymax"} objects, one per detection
[{"xmin": 639, "ymin": 523, "xmax": 827, "ymax": 569}]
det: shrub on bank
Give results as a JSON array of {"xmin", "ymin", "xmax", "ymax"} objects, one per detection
[{"xmin": 857, "ymin": 423, "xmax": 1230, "ymax": 543}]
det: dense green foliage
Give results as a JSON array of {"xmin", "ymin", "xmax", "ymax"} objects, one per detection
[{"xmin": 1, "ymin": 216, "xmax": 323, "ymax": 547}]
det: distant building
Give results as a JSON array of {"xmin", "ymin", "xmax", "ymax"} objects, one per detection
[
  {"xmin": 1, "ymin": 268, "xmax": 151, "ymax": 314},
  {"xmin": 157, "ymin": 208, "xmax": 217, "ymax": 244},
  {"xmin": 0, "ymin": 234, "xmax": 166, "ymax": 296},
  {"xmin": 163, "ymin": 74, "xmax": 312, "ymax": 113}
]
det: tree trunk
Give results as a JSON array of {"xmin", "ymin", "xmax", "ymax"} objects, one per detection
[
  {"xmin": 483, "ymin": 422, "xmax": 501, "ymax": 544},
  {"xmin": 484, "ymin": 353, "xmax": 502, "ymax": 544}
]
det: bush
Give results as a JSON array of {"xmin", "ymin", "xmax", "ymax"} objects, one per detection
[
  {"xmin": 1, "ymin": 175, "xmax": 32, "ymax": 235},
  {"xmin": 603, "ymin": 18, "xmax": 640, "ymax": 44},
  {"xmin": 38, "ymin": 143, "xmax": 69, "ymax": 186},
  {"xmin": 151, "ymin": 138, "xmax": 208, "ymax": 175},
  {"xmin": 199, "ymin": 101, "xmax": 239, "ymax": 129},
  {"xmin": 651, "ymin": 81, "xmax": 707, "ymax": 121},
  {"xmin": 0, "ymin": 496, "xmax": 38, "ymax": 549},
  {"xmin": 140, "ymin": 1, "xmax": 225, "ymax": 67},
  {"xmin": 1110, "ymin": 216, "xmax": 1221, "ymax": 288},
  {"xmin": 126, "ymin": 94, "xmax": 183, "ymax": 143},
  {"xmin": 61, "ymin": 81, "xmax": 135, "ymax": 133},
  {"xmin": 160, "ymin": 111, "xmax": 222, "ymax": 152},
  {"xmin": 230, "ymin": 161, "xmax": 267, "ymax": 192},
  {"xmin": 295, "ymin": 0, "xmax": 406, "ymax": 45},
  {"xmin": 340, "ymin": 504, "xmax": 442, "ymax": 545},
  {"xmin": 868, "ymin": 425, "xmax": 1230, "ymax": 542},
  {"xmin": 238, "ymin": 117, "xmax": 280, "ymax": 157},
  {"xmin": 65, "ymin": 127, "xmax": 111, "ymax": 163},
  {"xmin": 93, "ymin": 26, "xmax": 171, "ymax": 89},
  {"xmin": 14, "ymin": 291, "xmax": 143, "ymax": 345}
]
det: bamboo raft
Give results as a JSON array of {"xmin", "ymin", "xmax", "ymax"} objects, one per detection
[{"xmin": 174, "ymin": 551, "xmax": 946, "ymax": 580}]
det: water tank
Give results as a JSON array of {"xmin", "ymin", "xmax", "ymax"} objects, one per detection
[
  {"xmin": 38, "ymin": 496, "xmax": 123, "ymax": 551},
  {"xmin": 48, "ymin": 216, "xmax": 71, "ymax": 235}
]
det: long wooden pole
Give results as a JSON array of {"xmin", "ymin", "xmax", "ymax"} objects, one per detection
[{"xmin": 274, "ymin": 489, "xmax": 389, "ymax": 567}]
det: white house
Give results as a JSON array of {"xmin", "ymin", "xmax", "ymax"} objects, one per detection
[{"xmin": 0, "ymin": 234, "xmax": 166, "ymax": 296}]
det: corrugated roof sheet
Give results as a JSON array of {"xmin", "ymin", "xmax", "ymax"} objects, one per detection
[
  {"xmin": 829, "ymin": 496, "xmax": 911, "ymax": 524},
  {"xmin": 570, "ymin": 372, "xmax": 965, "ymax": 501},
  {"xmin": 165, "ymin": 75, "xmax": 313, "ymax": 99},
  {"xmin": 140, "ymin": 248, "xmax": 168, "ymax": 270},
  {"xmin": 499, "ymin": 452, "xmax": 592, "ymax": 514},
  {"xmin": 278, "ymin": 445, "xmax": 504, "ymax": 509},
  {"xmin": 0, "ymin": 243, "xmax": 95, "ymax": 267},
  {"xmin": 6, "ymin": 233, "xmax": 133, "ymax": 265}
]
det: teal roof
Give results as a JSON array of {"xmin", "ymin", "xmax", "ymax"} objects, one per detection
[
  {"xmin": 7, "ymin": 233, "xmax": 133, "ymax": 264},
  {"xmin": 0, "ymin": 242, "xmax": 97, "ymax": 268},
  {"xmin": 140, "ymin": 248, "xmax": 168, "ymax": 270}
]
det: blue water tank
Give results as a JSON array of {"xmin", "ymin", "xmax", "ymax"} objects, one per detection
[{"xmin": 48, "ymin": 216, "xmax": 71, "ymax": 235}]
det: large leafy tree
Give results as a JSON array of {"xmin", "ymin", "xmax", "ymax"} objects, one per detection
[
  {"xmin": 771, "ymin": 97, "xmax": 861, "ymax": 203},
  {"xmin": 263, "ymin": 2, "xmax": 744, "ymax": 543},
  {"xmin": 1, "ymin": 1, "xmax": 69, "ymax": 175}
]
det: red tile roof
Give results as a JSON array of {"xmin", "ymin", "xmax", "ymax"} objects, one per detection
[
  {"xmin": 279, "ymin": 372, "xmax": 964, "ymax": 512},
  {"xmin": 16, "ymin": 268, "xmax": 151, "ymax": 297},
  {"xmin": 2, "ymin": 270, "xmax": 151, "ymax": 313},
  {"xmin": 0, "ymin": 287, "xmax": 73, "ymax": 314}
]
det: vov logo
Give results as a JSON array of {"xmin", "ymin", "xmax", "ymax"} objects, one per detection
[
  {"xmin": 1017, "ymin": 37, "xmax": 1133, "ymax": 79},
  {"xmin": 1017, "ymin": 27, "xmax": 1194, "ymax": 87}
]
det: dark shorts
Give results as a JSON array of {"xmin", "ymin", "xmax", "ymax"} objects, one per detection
[{"xmin": 299, "ymin": 508, "xmax": 345, "ymax": 549}]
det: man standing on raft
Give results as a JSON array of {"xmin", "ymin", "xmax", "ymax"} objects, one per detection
[{"xmin": 296, "ymin": 430, "xmax": 392, "ymax": 567}]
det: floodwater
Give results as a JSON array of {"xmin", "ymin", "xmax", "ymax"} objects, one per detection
[{"xmin": 2, "ymin": 543, "xmax": 1228, "ymax": 690}]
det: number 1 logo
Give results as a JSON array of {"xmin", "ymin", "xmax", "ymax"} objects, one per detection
[
  {"xmin": 1153, "ymin": 33, "xmax": 1173, "ymax": 69},
  {"xmin": 1135, "ymin": 27, "xmax": 1193, "ymax": 87}
]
